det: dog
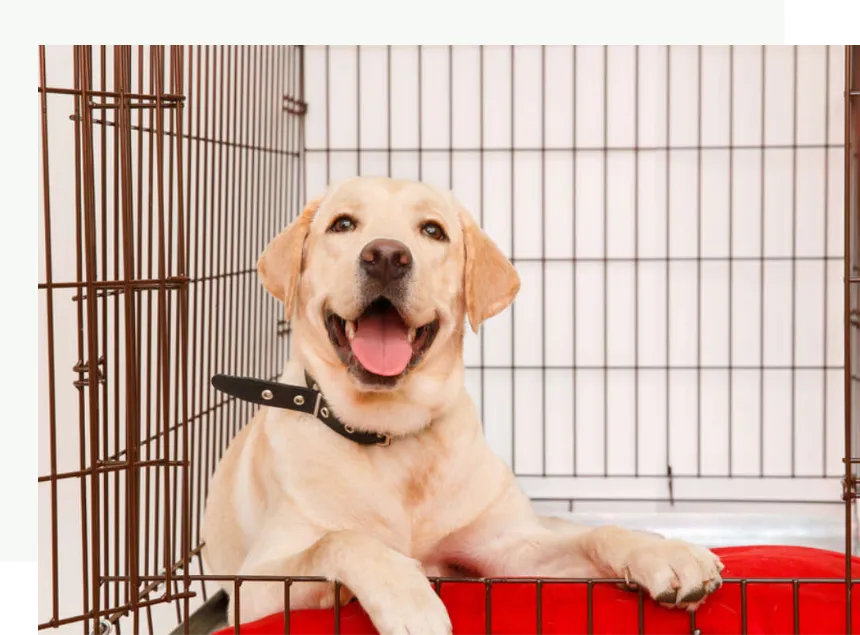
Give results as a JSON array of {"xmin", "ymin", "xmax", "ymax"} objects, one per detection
[{"xmin": 201, "ymin": 176, "xmax": 723, "ymax": 634}]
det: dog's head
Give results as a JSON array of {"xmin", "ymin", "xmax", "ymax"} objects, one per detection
[{"xmin": 258, "ymin": 176, "xmax": 519, "ymax": 435}]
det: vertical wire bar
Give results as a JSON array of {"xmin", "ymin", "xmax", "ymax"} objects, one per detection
[
  {"xmin": 141, "ymin": 45, "xmax": 157, "ymax": 635},
  {"xmin": 637, "ymin": 588, "xmax": 645, "ymax": 634},
  {"xmin": 759, "ymin": 46, "xmax": 767, "ymax": 477},
  {"xmin": 213, "ymin": 46, "xmax": 226, "ymax": 466},
  {"xmin": 167, "ymin": 53, "xmax": 182, "ymax": 603},
  {"xmin": 233, "ymin": 580, "xmax": 241, "ymax": 634},
  {"xmin": 572, "ymin": 45, "xmax": 578, "ymax": 476},
  {"xmin": 146, "ymin": 46, "xmax": 158, "ymax": 589},
  {"xmin": 38, "ymin": 44, "xmax": 61, "ymax": 627},
  {"xmin": 418, "ymin": 45, "xmax": 423, "ymax": 181},
  {"xmin": 273, "ymin": 46, "xmax": 286, "ymax": 377},
  {"xmin": 234, "ymin": 45, "xmax": 247, "ymax": 449},
  {"xmin": 823, "ymin": 46, "xmax": 831, "ymax": 477},
  {"xmin": 251, "ymin": 46, "xmax": 264, "ymax": 403},
  {"xmin": 633, "ymin": 45, "xmax": 640, "ymax": 476},
  {"xmin": 179, "ymin": 45, "xmax": 201, "ymax": 612},
  {"xmin": 792, "ymin": 579, "xmax": 800, "ymax": 635},
  {"xmin": 586, "ymin": 580, "xmax": 594, "ymax": 635},
  {"xmin": 386, "ymin": 46, "xmax": 392, "ymax": 177},
  {"xmin": 540, "ymin": 45, "xmax": 547, "ymax": 476},
  {"xmin": 298, "ymin": 46, "xmax": 306, "ymax": 255},
  {"xmin": 256, "ymin": 42, "xmax": 268, "ymax": 413},
  {"xmin": 356, "ymin": 46, "xmax": 361, "ymax": 175},
  {"xmin": 117, "ymin": 45, "xmax": 143, "ymax": 633},
  {"xmin": 191, "ymin": 47, "xmax": 206, "ymax": 571},
  {"xmin": 740, "ymin": 580, "xmax": 748, "ymax": 634},
  {"xmin": 448, "ymin": 46, "xmax": 453, "ymax": 191},
  {"xmin": 278, "ymin": 46, "xmax": 303, "ymax": 369},
  {"xmin": 728, "ymin": 45, "xmax": 735, "ymax": 476},
  {"xmin": 224, "ymin": 46, "xmax": 237, "ymax": 453},
  {"xmin": 148, "ymin": 46, "xmax": 162, "ymax": 601},
  {"xmin": 510, "ymin": 45, "xmax": 516, "ymax": 473},
  {"xmin": 78, "ymin": 44, "xmax": 104, "ymax": 634},
  {"xmin": 602, "ymin": 44, "xmax": 609, "ymax": 477},
  {"xmin": 261, "ymin": 46, "xmax": 274, "ymax": 383},
  {"xmin": 153, "ymin": 44, "xmax": 175, "ymax": 599},
  {"xmin": 479, "ymin": 46, "xmax": 486, "ymax": 427},
  {"xmin": 200, "ymin": 45, "xmax": 213, "ymax": 508},
  {"xmin": 664, "ymin": 46, "xmax": 672, "ymax": 482},
  {"xmin": 267, "ymin": 45, "xmax": 279, "ymax": 380},
  {"xmin": 170, "ymin": 43, "xmax": 191, "ymax": 633},
  {"xmin": 219, "ymin": 46, "xmax": 230, "ymax": 461},
  {"xmin": 239, "ymin": 45, "xmax": 252, "ymax": 445},
  {"xmin": 536, "ymin": 580, "xmax": 543, "ymax": 635},
  {"xmin": 791, "ymin": 45, "xmax": 799, "ymax": 477},
  {"xmin": 843, "ymin": 44, "xmax": 856, "ymax": 635},
  {"xmin": 696, "ymin": 45, "xmax": 703, "ymax": 477},
  {"xmin": 689, "ymin": 608, "xmax": 697, "ymax": 634},
  {"xmin": 484, "ymin": 580, "xmax": 492, "ymax": 634},
  {"xmin": 101, "ymin": 44, "xmax": 115, "ymax": 614},
  {"xmin": 290, "ymin": 46, "xmax": 299, "ymax": 353},
  {"xmin": 283, "ymin": 581, "xmax": 292, "ymax": 634},
  {"xmin": 135, "ymin": 52, "xmax": 145, "ymax": 574},
  {"xmin": 72, "ymin": 44, "xmax": 93, "ymax": 633},
  {"xmin": 167, "ymin": 45, "xmax": 183, "ymax": 621},
  {"xmin": 325, "ymin": 46, "xmax": 330, "ymax": 184},
  {"xmin": 334, "ymin": 580, "xmax": 341, "ymax": 634}
]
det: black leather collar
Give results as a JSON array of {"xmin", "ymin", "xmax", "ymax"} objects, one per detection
[{"xmin": 210, "ymin": 372, "xmax": 391, "ymax": 446}]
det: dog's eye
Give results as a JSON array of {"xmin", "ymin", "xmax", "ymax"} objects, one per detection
[
  {"xmin": 420, "ymin": 221, "xmax": 448, "ymax": 242},
  {"xmin": 328, "ymin": 215, "xmax": 358, "ymax": 233}
]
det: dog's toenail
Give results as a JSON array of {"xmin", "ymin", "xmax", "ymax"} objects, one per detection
[
  {"xmin": 656, "ymin": 589, "xmax": 678, "ymax": 604},
  {"xmin": 680, "ymin": 586, "xmax": 706, "ymax": 603}
]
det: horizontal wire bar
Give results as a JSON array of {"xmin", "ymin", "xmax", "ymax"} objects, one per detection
[
  {"xmin": 38, "ymin": 86, "xmax": 184, "ymax": 100},
  {"xmin": 37, "ymin": 277, "xmax": 188, "ymax": 291},
  {"xmin": 37, "ymin": 459, "xmax": 186, "ymax": 483},
  {"xmin": 306, "ymin": 143, "xmax": 845, "ymax": 153},
  {"xmin": 38, "ymin": 592, "xmax": 195, "ymax": 631},
  {"xmin": 467, "ymin": 365, "xmax": 844, "ymax": 371},
  {"xmin": 531, "ymin": 496, "xmax": 842, "ymax": 505},
  {"xmin": 70, "ymin": 114, "xmax": 302, "ymax": 158},
  {"xmin": 511, "ymin": 255, "xmax": 843, "ymax": 263},
  {"xmin": 520, "ymin": 473, "xmax": 843, "ymax": 479}
]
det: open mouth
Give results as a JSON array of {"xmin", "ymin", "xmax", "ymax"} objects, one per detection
[{"xmin": 325, "ymin": 298, "xmax": 440, "ymax": 384}]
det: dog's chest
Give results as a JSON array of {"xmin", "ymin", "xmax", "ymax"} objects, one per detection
[{"xmin": 288, "ymin": 436, "xmax": 484, "ymax": 551}]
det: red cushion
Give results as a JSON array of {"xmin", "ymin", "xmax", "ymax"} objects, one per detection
[{"xmin": 214, "ymin": 546, "xmax": 860, "ymax": 635}]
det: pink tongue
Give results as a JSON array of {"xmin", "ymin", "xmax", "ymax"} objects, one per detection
[{"xmin": 350, "ymin": 311, "xmax": 413, "ymax": 376}]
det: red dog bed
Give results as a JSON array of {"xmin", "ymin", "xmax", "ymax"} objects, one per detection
[{"xmin": 214, "ymin": 546, "xmax": 860, "ymax": 635}]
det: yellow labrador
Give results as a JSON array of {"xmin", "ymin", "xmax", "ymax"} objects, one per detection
[{"xmin": 201, "ymin": 176, "xmax": 723, "ymax": 634}]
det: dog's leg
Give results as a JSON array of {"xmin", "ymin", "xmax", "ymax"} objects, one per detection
[
  {"xmin": 232, "ymin": 529, "xmax": 452, "ymax": 635},
  {"xmin": 447, "ymin": 488, "xmax": 723, "ymax": 610},
  {"xmin": 539, "ymin": 514, "xmax": 664, "ymax": 539}
]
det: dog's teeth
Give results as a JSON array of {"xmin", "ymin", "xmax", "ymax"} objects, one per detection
[
  {"xmin": 407, "ymin": 328, "xmax": 416, "ymax": 343},
  {"xmin": 345, "ymin": 321, "xmax": 356, "ymax": 341}
]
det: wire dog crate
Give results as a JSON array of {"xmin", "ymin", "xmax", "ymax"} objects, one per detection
[{"xmin": 37, "ymin": 45, "xmax": 860, "ymax": 634}]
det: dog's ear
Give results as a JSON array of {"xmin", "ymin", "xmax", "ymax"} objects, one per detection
[
  {"xmin": 459, "ymin": 206, "xmax": 520, "ymax": 333},
  {"xmin": 257, "ymin": 198, "xmax": 321, "ymax": 319}
]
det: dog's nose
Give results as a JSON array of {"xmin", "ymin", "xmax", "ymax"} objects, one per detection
[{"xmin": 360, "ymin": 239, "xmax": 413, "ymax": 284}]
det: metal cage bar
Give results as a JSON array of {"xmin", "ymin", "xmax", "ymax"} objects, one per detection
[{"xmin": 36, "ymin": 44, "xmax": 860, "ymax": 635}]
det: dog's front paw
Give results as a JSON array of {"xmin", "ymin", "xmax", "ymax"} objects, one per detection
[
  {"xmin": 620, "ymin": 537, "xmax": 724, "ymax": 610},
  {"xmin": 357, "ymin": 555, "xmax": 452, "ymax": 635}
]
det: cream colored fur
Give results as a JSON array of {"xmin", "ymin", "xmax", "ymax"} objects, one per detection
[{"xmin": 201, "ymin": 176, "xmax": 723, "ymax": 634}]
